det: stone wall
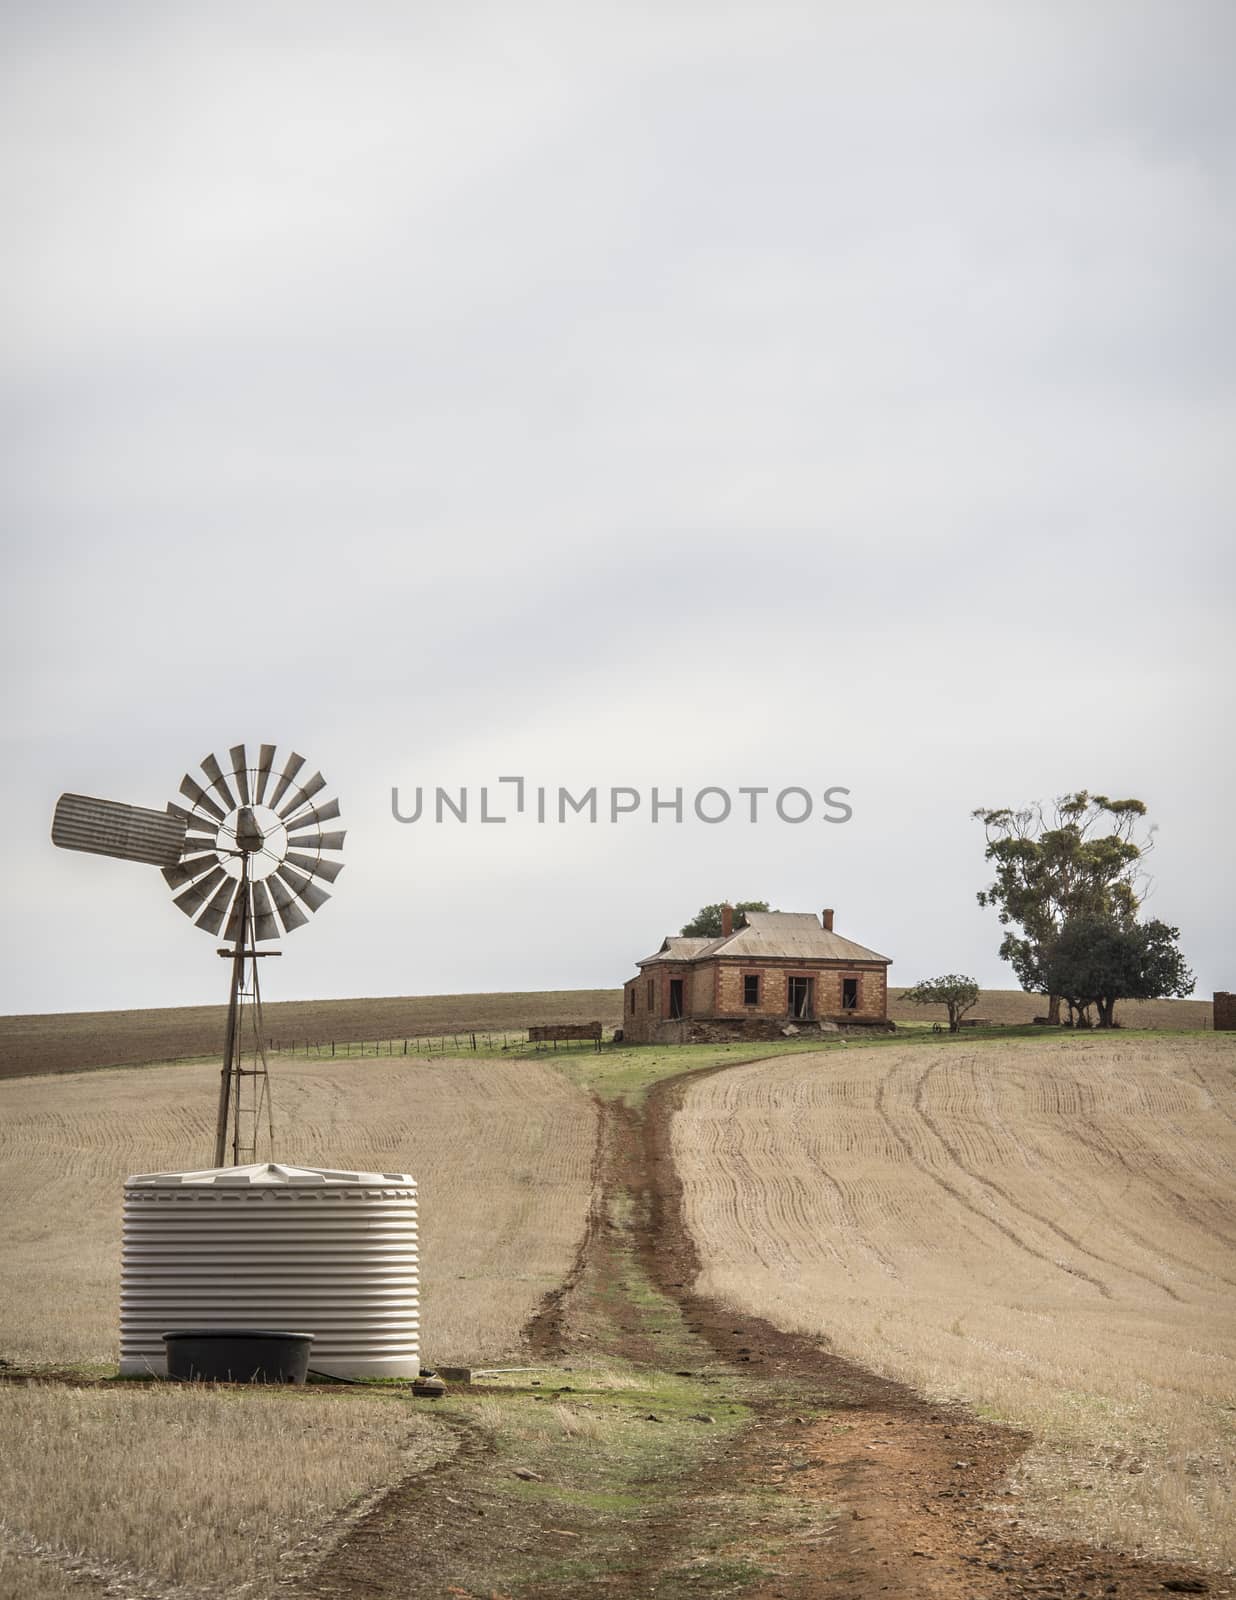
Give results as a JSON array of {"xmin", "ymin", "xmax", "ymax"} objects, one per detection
[
  {"xmin": 622, "ymin": 956, "xmax": 891, "ymax": 1042},
  {"xmin": 621, "ymin": 964, "xmax": 694, "ymax": 1043},
  {"xmin": 1215, "ymin": 991, "xmax": 1236, "ymax": 1032},
  {"xmin": 712, "ymin": 959, "xmax": 887, "ymax": 1022}
]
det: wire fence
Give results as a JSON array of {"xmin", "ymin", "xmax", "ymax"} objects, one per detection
[{"xmin": 266, "ymin": 1031, "xmax": 611, "ymax": 1058}]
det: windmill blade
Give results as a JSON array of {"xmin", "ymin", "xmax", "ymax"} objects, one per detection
[
  {"xmin": 179, "ymin": 774, "xmax": 226, "ymax": 823},
  {"xmin": 254, "ymin": 744, "xmax": 277, "ymax": 804},
  {"xmin": 200, "ymin": 752, "xmax": 239, "ymax": 812},
  {"xmin": 267, "ymin": 751, "xmax": 306, "ymax": 812},
  {"xmin": 184, "ymin": 832, "xmax": 221, "ymax": 856},
  {"xmin": 222, "ymin": 885, "xmax": 252, "ymax": 944},
  {"xmin": 251, "ymin": 880, "xmax": 281, "ymax": 942},
  {"xmin": 285, "ymin": 851, "xmax": 345, "ymax": 882},
  {"xmin": 52, "ymin": 794, "xmax": 187, "ymax": 868},
  {"xmin": 196, "ymin": 875, "xmax": 241, "ymax": 936},
  {"xmin": 282, "ymin": 796, "xmax": 342, "ymax": 831},
  {"xmin": 166, "ymin": 796, "xmax": 219, "ymax": 838},
  {"xmin": 277, "ymin": 770, "xmax": 327, "ymax": 820},
  {"xmin": 267, "ymin": 873, "xmax": 311, "ymax": 932},
  {"xmin": 161, "ymin": 853, "xmax": 221, "ymax": 891},
  {"xmin": 230, "ymin": 744, "xmax": 250, "ymax": 805},
  {"xmin": 172, "ymin": 865, "xmax": 227, "ymax": 919},
  {"xmin": 276, "ymin": 862, "xmax": 331, "ymax": 914},
  {"xmin": 284, "ymin": 829, "xmax": 347, "ymax": 853}
]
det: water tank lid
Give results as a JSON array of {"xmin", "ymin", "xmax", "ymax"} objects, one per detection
[{"xmin": 125, "ymin": 1162, "xmax": 414, "ymax": 1188}]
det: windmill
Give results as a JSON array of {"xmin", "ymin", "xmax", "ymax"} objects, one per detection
[{"xmin": 52, "ymin": 744, "xmax": 345, "ymax": 1166}]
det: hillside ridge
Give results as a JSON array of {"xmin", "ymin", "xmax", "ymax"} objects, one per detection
[{"xmin": 0, "ymin": 988, "xmax": 1215, "ymax": 1080}]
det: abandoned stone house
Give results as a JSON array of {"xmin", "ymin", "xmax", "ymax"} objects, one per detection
[{"xmin": 621, "ymin": 907, "xmax": 892, "ymax": 1044}]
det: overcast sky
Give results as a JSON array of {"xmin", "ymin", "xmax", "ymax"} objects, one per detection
[{"xmin": 3, "ymin": 1, "xmax": 1233, "ymax": 1016}]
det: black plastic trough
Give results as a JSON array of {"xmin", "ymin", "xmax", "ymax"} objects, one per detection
[{"xmin": 163, "ymin": 1329, "xmax": 315, "ymax": 1384}]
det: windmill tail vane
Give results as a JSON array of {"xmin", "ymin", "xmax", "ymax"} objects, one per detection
[{"xmin": 51, "ymin": 744, "xmax": 345, "ymax": 1166}]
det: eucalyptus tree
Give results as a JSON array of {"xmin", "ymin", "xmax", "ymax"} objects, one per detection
[{"xmin": 974, "ymin": 792, "xmax": 1153, "ymax": 1022}]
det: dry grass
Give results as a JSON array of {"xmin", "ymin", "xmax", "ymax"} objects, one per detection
[
  {"xmin": 472, "ymin": 1393, "xmax": 610, "ymax": 1447},
  {"xmin": 673, "ymin": 1036, "xmax": 1236, "ymax": 1571},
  {"xmin": 0, "ymin": 1384, "xmax": 453, "ymax": 1600},
  {"xmin": 0, "ymin": 1054, "xmax": 597, "ymax": 1367},
  {"xmin": 0, "ymin": 1545, "xmax": 84, "ymax": 1600}
]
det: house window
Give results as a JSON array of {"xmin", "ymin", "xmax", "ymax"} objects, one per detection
[
  {"xmin": 842, "ymin": 976, "xmax": 859, "ymax": 1011},
  {"xmin": 743, "ymin": 973, "xmax": 760, "ymax": 1006},
  {"xmin": 669, "ymin": 978, "xmax": 684, "ymax": 1019},
  {"xmin": 647, "ymin": 979, "xmax": 655, "ymax": 1012},
  {"xmin": 629, "ymin": 986, "xmax": 636, "ymax": 1014},
  {"xmin": 788, "ymin": 976, "xmax": 813, "ymax": 1019}
]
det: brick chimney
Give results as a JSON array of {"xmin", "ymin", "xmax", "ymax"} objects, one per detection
[
  {"xmin": 721, "ymin": 903, "xmax": 734, "ymax": 937},
  {"xmin": 821, "ymin": 907, "xmax": 834, "ymax": 931}
]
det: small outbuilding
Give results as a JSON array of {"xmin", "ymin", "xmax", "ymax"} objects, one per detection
[{"xmin": 622, "ymin": 907, "xmax": 892, "ymax": 1043}]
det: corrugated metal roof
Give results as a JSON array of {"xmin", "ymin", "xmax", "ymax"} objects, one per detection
[
  {"xmin": 52, "ymin": 793, "xmax": 187, "ymax": 867},
  {"xmin": 638, "ymin": 912, "xmax": 890, "ymax": 967},
  {"xmin": 637, "ymin": 936, "xmax": 714, "ymax": 965}
]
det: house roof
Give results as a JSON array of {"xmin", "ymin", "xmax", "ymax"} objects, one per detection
[
  {"xmin": 637, "ymin": 911, "xmax": 890, "ymax": 968},
  {"xmin": 637, "ymin": 936, "xmax": 714, "ymax": 965}
]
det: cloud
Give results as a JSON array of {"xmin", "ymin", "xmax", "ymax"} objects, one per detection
[{"xmin": 2, "ymin": 1, "xmax": 1232, "ymax": 1011}]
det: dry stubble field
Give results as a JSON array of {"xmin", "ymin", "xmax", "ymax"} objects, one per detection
[
  {"xmin": 673, "ymin": 1035, "xmax": 1236, "ymax": 1572},
  {"xmin": 0, "ymin": 1054, "xmax": 597, "ymax": 1599},
  {"xmin": 0, "ymin": 1385, "xmax": 455, "ymax": 1600},
  {"xmin": 0, "ymin": 1052, "xmax": 597, "ymax": 1367}
]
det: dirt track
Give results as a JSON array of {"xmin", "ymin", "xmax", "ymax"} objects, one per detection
[{"xmin": 290, "ymin": 1058, "xmax": 1226, "ymax": 1600}]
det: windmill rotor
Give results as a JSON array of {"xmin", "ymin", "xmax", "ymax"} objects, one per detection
[
  {"xmin": 51, "ymin": 742, "xmax": 345, "ymax": 1166},
  {"xmin": 162, "ymin": 744, "xmax": 345, "ymax": 942}
]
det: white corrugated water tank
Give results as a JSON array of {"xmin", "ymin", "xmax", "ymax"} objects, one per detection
[{"xmin": 120, "ymin": 1163, "xmax": 419, "ymax": 1378}]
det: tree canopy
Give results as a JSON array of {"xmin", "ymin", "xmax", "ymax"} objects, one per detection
[
  {"xmin": 902, "ymin": 974, "xmax": 980, "ymax": 1032},
  {"xmin": 1042, "ymin": 917, "xmax": 1194, "ymax": 1029},
  {"xmin": 680, "ymin": 900, "xmax": 771, "ymax": 938},
  {"xmin": 973, "ymin": 792, "xmax": 1153, "ymax": 1019}
]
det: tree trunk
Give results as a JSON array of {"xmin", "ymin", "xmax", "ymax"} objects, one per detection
[
  {"xmin": 1047, "ymin": 993, "xmax": 1062, "ymax": 1024},
  {"xmin": 1097, "ymin": 997, "xmax": 1116, "ymax": 1029}
]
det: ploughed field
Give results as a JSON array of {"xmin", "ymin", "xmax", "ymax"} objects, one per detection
[
  {"xmin": 0, "ymin": 989, "xmax": 1212, "ymax": 1080},
  {"xmin": 672, "ymin": 1035, "xmax": 1236, "ymax": 1570},
  {"xmin": 0, "ymin": 989, "xmax": 624, "ymax": 1078},
  {"xmin": 0, "ymin": 1054, "xmax": 597, "ymax": 1368}
]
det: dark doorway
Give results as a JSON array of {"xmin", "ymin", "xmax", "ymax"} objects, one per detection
[
  {"xmin": 842, "ymin": 977, "xmax": 859, "ymax": 1011},
  {"xmin": 788, "ymin": 976, "xmax": 813, "ymax": 1019},
  {"xmin": 669, "ymin": 978, "xmax": 684, "ymax": 1019}
]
